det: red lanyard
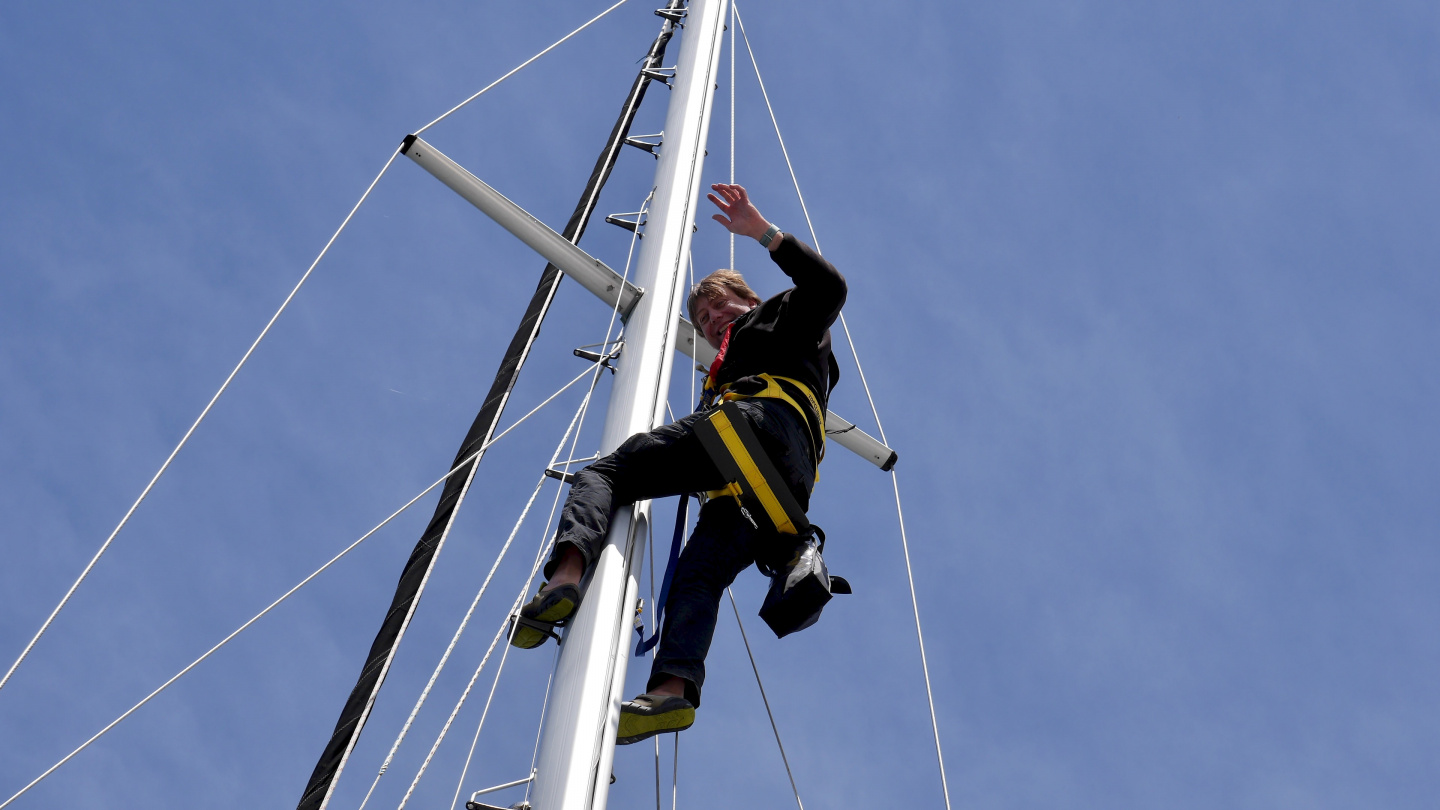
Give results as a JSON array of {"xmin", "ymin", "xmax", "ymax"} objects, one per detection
[
  {"xmin": 700, "ymin": 323, "xmax": 733, "ymax": 407},
  {"xmin": 707, "ymin": 322, "xmax": 733, "ymax": 384}
]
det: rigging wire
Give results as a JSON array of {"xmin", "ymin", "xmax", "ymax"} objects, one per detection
[
  {"xmin": 728, "ymin": 0, "xmax": 736, "ymax": 271},
  {"xmin": 416, "ymin": 0, "xmax": 634, "ymax": 136},
  {"xmin": 726, "ymin": 588, "xmax": 804, "ymax": 810},
  {"xmin": 0, "ymin": 147, "xmax": 403, "ymax": 698},
  {"xmin": 732, "ymin": 7, "xmax": 953, "ymax": 809},
  {"xmin": 0, "ymin": 359, "xmax": 605, "ymax": 810},
  {"xmin": 355, "ymin": 369, "xmax": 604, "ymax": 810},
  {"xmin": 396, "ymin": 533, "xmax": 557, "ymax": 810},
  {"xmin": 450, "ymin": 424, "xmax": 588, "ymax": 810},
  {"xmin": 450, "ymin": 326, "xmax": 607, "ymax": 810},
  {"xmin": 4, "ymin": 0, "xmax": 639, "ymax": 700},
  {"xmin": 395, "ymin": 189, "xmax": 647, "ymax": 809}
]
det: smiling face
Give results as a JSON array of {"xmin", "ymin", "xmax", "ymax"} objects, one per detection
[{"xmin": 695, "ymin": 288, "xmax": 758, "ymax": 349}]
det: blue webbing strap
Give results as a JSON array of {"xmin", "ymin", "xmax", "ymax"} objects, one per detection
[{"xmin": 635, "ymin": 492, "xmax": 690, "ymax": 655}]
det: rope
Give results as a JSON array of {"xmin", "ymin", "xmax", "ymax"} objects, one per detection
[
  {"xmin": 726, "ymin": 588, "xmax": 803, "ymax": 810},
  {"xmin": 396, "ymin": 187, "xmax": 644, "ymax": 809},
  {"xmin": 732, "ymin": 8, "xmax": 951, "ymax": 809},
  {"xmin": 446, "ymin": 354, "xmax": 607, "ymax": 810},
  {"xmin": 355, "ymin": 370, "xmax": 603, "ymax": 810},
  {"xmin": 728, "ymin": 0, "xmax": 736, "ymax": 271},
  {"xmin": 0, "ymin": 357, "xmax": 602, "ymax": 810},
  {"xmin": 0, "ymin": 147, "xmax": 402, "ymax": 698},
  {"xmin": 415, "ymin": 0, "xmax": 634, "ymax": 136},
  {"xmin": 395, "ymin": 536, "xmax": 557, "ymax": 810},
  {"xmin": 450, "ymin": 403, "xmax": 586, "ymax": 810}
]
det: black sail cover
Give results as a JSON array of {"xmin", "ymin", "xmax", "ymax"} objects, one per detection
[{"xmin": 294, "ymin": 7, "xmax": 686, "ymax": 809}]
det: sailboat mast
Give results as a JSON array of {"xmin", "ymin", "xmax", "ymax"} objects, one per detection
[{"xmin": 530, "ymin": 1, "xmax": 728, "ymax": 808}]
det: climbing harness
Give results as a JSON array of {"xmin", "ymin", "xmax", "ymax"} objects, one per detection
[{"xmin": 694, "ymin": 401, "xmax": 810, "ymax": 536}]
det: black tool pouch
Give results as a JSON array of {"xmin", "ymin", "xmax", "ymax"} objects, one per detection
[{"xmin": 758, "ymin": 527, "xmax": 851, "ymax": 639}]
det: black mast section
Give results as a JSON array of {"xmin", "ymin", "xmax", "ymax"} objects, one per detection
[{"xmin": 296, "ymin": 7, "xmax": 685, "ymax": 809}]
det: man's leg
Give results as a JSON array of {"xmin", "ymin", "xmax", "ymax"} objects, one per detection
[
  {"xmin": 512, "ymin": 411, "xmax": 725, "ymax": 649},
  {"xmin": 545, "ymin": 409, "xmax": 723, "ymax": 584},
  {"xmin": 646, "ymin": 498, "xmax": 762, "ymax": 707},
  {"xmin": 617, "ymin": 400, "xmax": 820, "ymax": 741}
]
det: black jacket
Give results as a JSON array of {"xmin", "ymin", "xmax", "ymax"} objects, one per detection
[{"xmin": 713, "ymin": 235, "xmax": 847, "ymax": 449}]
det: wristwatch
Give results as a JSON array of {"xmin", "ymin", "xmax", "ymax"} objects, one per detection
[{"xmin": 758, "ymin": 224, "xmax": 781, "ymax": 248}]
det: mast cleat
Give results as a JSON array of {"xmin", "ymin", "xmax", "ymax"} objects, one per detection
[
  {"xmin": 572, "ymin": 346, "xmax": 618, "ymax": 373},
  {"xmin": 604, "ymin": 212, "xmax": 646, "ymax": 234},
  {"xmin": 622, "ymin": 133, "xmax": 664, "ymax": 157},
  {"xmin": 641, "ymin": 67, "xmax": 677, "ymax": 86},
  {"xmin": 654, "ymin": 7, "xmax": 686, "ymax": 22}
]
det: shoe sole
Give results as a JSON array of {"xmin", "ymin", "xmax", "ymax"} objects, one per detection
[
  {"xmin": 510, "ymin": 589, "xmax": 579, "ymax": 649},
  {"xmin": 532, "ymin": 594, "xmax": 576, "ymax": 623},
  {"xmin": 615, "ymin": 705, "xmax": 695, "ymax": 746}
]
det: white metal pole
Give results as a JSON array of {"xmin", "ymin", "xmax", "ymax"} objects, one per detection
[{"xmin": 530, "ymin": 1, "xmax": 728, "ymax": 808}]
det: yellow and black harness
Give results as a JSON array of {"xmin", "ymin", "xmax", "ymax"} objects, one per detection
[
  {"xmin": 694, "ymin": 373, "xmax": 824, "ymax": 536},
  {"xmin": 634, "ymin": 328, "xmax": 835, "ymax": 654}
]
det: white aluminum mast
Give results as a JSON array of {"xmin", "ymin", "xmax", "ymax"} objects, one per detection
[{"xmin": 529, "ymin": 1, "xmax": 727, "ymax": 808}]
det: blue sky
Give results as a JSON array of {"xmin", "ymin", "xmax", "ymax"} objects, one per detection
[{"xmin": 2, "ymin": 1, "xmax": 1438, "ymax": 808}]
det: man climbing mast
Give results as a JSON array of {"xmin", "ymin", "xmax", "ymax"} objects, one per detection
[{"xmin": 511, "ymin": 182, "xmax": 846, "ymax": 745}]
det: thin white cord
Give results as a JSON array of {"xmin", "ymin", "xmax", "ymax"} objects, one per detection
[
  {"xmin": 0, "ymin": 148, "xmax": 403, "ymax": 698},
  {"xmin": 395, "ymin": 538, "xmax": 556, "ymax": 810},
  {"xmin": 726, "ymin": 588, "xmax": 803, "ymax": 810},
  {"xmin": 356, "ymin": 377, "xmax": 599, "ymax": 810},
  {"xmin": 399, "ymin": 188, "xmax": 645, "ymax": 808},
  {"xmin": 416, "ymin": 0, "xmax": 633, "ymax": 135},
  {"xmin": 452, "ymin": 386, "xmax": 590, "ymax": 810},
  {"xmin": 728, "ymin": 0, "xmax": 736, "ymax": 271},
  {"xmin": 520, "ymin": 649, "xmax": 560, "ymax": 808},
  {"xmin": 733, "ymin": 8, "xmax": 948, "ymax": 809},
  {"xmin": 0, "ymin": 359, "xmax": 601, "ymax": 810},
  {"xmin": 671, "ymin": 734, "xmax": 680, "ymax": 810},
  {"xmin": 890, "ymin": 469, "xmax": 950, "ymax": 805}
]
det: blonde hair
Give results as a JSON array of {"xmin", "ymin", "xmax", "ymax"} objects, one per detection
[{"xmin": 687, "ymin": 269, "xmax": 761, "ymax": 323}]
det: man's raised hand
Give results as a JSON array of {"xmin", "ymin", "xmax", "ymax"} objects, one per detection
[{"xmin": 707, "ymin": 183, "xmax": 775, "ymax": 245}]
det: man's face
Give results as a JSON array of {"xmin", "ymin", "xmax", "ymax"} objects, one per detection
[{"xmin": 696, "ymin": 289, "xmax": 757, "ymax": 349}]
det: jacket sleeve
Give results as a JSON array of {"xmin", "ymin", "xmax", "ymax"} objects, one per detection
[{"xmin": 768, "ymin": 235, "xmax": 847, "ymax": 340}]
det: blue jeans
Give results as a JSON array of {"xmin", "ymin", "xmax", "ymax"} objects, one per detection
[{"xmin": 546, "ymin": 398, "xmax": 817, "ymax": 707}]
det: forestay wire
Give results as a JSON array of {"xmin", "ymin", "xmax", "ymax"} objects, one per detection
[{"xmin": 733, "ymin": 6, "xmax": 953, "ymax": 809}]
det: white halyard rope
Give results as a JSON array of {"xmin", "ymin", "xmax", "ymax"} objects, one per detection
[
  {"xmin": 355, "ymin": 372, "xmax": 602, "ymax": 810},
  {"xmin": 732, "ymin": 7, "xmax": 952, "ymax": 809},
  {"xmin": 391, "ymin": 189, "xmax": 645, "ymax": 809},
  {"xmin": 0, "ymin": 147, "xmax": 403, "ymax": 699}
]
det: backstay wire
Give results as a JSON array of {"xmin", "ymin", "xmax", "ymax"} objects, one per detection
[
  {"xmin": 732, "ymin": 6, "xmax": 953, "ymax": 810},
  {"xmin": 726, "ymin": 588, "xmax": 804, "ymax": 810},
  {"xmin": 0, "ymin": 360, "xmax": 607, "ymax": 810},
  {"xmin": 2, "ymin": 0, "xmax": 637, "ymax": 700}
]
